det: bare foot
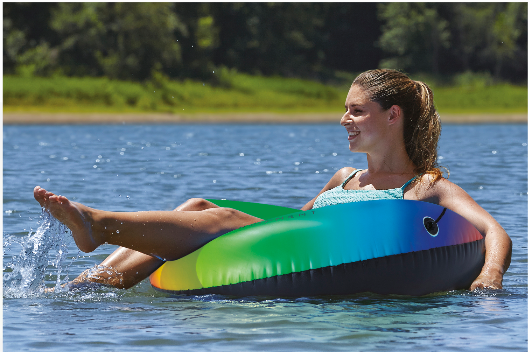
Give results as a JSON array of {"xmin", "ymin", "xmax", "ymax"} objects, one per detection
[
  {"xmin": 44, "ymin": 266, "xmax": 122, "ymax": 293},
  {"xmin": 34, "ymin": 186, "xmax": 102, "ymax": 253}
]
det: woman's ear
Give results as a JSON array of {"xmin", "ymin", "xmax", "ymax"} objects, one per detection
[{"xmin": 388, "ymin": 105, "xmax": 402, "ymax": 124}]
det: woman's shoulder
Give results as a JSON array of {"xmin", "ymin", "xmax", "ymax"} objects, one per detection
[
  {"xmin": 325, "ymin": 167, "xmax": 358, "ymax": 188},
  {"xmin": 335, "ymin": 167, "xmax": 358, "ymax": 181},
  {"xmin": 411, "ymin": 174, "xmax": 468, "ymax": 204}
]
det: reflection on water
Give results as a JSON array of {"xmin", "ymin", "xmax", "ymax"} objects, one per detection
[{"xmin": 3, "ymin": 123, "xmax": 527, "ymax": 351}]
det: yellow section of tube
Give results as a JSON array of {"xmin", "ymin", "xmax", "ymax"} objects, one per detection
[{"xmin": 150, "ymin": 247, "xmax": 204, "ymax": 291}]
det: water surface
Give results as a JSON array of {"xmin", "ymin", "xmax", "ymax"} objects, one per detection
[{"xmin": 4, "ymin": 123, "xmax": 527, "ymax": 351}]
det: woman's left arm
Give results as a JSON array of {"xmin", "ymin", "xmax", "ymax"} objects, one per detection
[{"xmin": 432, "ymin": 179, "xmax": 512, "ymax": 290}]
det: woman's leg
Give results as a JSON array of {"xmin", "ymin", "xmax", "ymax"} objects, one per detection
[
  {"xmin": 67, "ymin": 248, "xmax": 163, "ymax": 289},
  {"xmin": 63, "ymin": 198, "xmax": 222, "ymax": 289},
  {"xmin": 34, "ymin": 186, "xmax": 261, "ymax": 260}
]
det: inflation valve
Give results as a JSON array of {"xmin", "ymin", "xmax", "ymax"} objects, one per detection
[{"xmin": 423, "ymin": 207, "xmax": 447, "ymax": 237}]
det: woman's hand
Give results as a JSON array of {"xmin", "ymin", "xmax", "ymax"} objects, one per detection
[{"xmin": 470, "ymin": 266, "xmax": 504, "ymax": 290}]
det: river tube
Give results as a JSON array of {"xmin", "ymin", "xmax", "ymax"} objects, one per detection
[{"xmin": 150, "ymin": 199, "xmax": 484, "ymax": 296}]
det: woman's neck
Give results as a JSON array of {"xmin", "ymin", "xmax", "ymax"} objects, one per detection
[{"xmin": 365, "ymin": 144, "xmax": 415, "ymax": 176}]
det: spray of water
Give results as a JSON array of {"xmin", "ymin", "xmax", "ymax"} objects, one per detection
[{"xmin": 3, "ymin": 211, "xmax": 73, "ymax": 298}]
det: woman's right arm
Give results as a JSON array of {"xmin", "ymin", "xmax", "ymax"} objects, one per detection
[{"xmin": 300, "ymin": 167, "xmax": 354, "ymax": 211}]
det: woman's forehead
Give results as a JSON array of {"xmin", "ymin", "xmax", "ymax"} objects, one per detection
[{"xmin": 346, "ymin": 85, "xmax": 371, "ymax": 105}]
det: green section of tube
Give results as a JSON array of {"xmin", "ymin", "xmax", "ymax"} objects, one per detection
[{"xmin": 206, "ymin": 199, "xmax": 298, "ymax": 219}]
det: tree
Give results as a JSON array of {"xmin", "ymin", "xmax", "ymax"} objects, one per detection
[
  {"xmin": 207, "ymin": 3, "xmax": 329, "ymax": 77},
  {"xmin": 3, "ymin": 3, "xmax": 59, "ymax": 76},
  {"xmin": 49, "ymin": 3, "xmax": 185, "ymax": 79},
  {"xmin": 488, "ymin": 3, "xmax": 526, "ymax": 80},
  {"xmin": 377, "ymin": 3, "xmax": 450, "ymax": 75}
]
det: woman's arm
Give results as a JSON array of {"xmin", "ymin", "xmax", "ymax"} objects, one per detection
[
  {"xmin": 429, "ymin": 179, "xmax": 512, "ymax": 290},
  {"xmin": 300, "ymin": 167, "xmax": 355, "ymax": 211}
]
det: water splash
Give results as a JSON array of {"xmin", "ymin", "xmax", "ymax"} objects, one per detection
[{"xmin": 3, "ymin": 211, "xmax": 73, "ymax": 298}]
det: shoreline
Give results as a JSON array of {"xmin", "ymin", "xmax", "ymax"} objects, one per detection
[{"xmin": 3, "ymin": 112, "xmax": 527, "ymax": 124}]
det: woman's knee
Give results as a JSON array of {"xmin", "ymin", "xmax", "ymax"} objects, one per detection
[
  {"xmin": 207, "ymin": 207, "xmax": 261, "ymax": 234},
  {"xmin": 174, "ymin": 198, "xmax": 218, "ymax": 211}
]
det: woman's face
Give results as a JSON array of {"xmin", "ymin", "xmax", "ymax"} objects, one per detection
[{"xmin": 340, "ymin": 85, "xmax": 391, "ymax": 154}]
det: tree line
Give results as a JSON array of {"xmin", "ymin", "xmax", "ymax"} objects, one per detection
[{"xmin": 3, "ymin": 3, "xmax": 526, "ymax": 84}]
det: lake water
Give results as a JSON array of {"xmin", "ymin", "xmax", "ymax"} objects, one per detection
[{"xmin": 3, "ymin": 122, "xmax": 527, "ymax": 351}]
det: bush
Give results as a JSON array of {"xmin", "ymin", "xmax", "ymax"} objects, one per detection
[{"xmin": 3, "ymin": 72, "xmax": 526, "ymax": 114}]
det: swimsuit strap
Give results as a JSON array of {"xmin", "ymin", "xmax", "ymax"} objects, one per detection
[
  {"xmin": 341, "ymin": 169, "xmax": 363, "ymax": 187},
  {"xmin": 342, "ymin": 169, "xmax": 419, "ymax": 190},
  {"xmin": 400, "ymin": 174, "xmax": 420, "ymax": 191}
]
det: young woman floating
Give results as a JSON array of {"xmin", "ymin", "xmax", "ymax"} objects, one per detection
[{"xmin": 34, "ymin": 69, "xmax": 512, "ymax": 291}]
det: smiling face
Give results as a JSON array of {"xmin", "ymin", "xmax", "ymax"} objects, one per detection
[{"xmin": 340, "ymin": 84, "xmax": 393, "ymax": 154}]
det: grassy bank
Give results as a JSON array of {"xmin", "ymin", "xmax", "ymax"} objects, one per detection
[{"xmin": 3, "ymin": 73, "xmax": 527, "ymax": 115}]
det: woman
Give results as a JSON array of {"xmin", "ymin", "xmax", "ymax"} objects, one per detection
[{"xmin": 34, "ymin": 69, "xmax": 511, "ymax": 291}]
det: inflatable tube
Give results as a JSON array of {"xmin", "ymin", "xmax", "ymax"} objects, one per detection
[{"xmin": 150, "ymin": 200, "xmax": 484, "ymax": 297}]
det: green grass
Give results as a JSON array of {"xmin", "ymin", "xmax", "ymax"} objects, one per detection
[
  {"xmin": 3, "ymin": 73, "xmax": 343, "ymax": 114},
  {"xmin": 433, "ymin": 85, "xmax": 527, "ymax": 114},
  {"xmin": 3, "ymin": 73, "xmax": 527, "ymax": 114}
]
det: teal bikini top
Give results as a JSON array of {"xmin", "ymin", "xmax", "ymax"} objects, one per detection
[{"xmin": 312, "ymin": 169, "xmax": 418, "ymax": 209}]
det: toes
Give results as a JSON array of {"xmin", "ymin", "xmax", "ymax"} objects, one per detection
[{"xmin": 34, "ymin": 186, "xmax": 47, "ymax": 206}]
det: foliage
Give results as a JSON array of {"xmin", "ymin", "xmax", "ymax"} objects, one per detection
[
  {"xmin": 2, "ymin": 3, "xmax": 526, "ymax": 83},
  {"xmin": 377, "ymin": 3, "xmax": 527, "ymax": 81},
  {"xmin": 378, "ymin": 3, "xmax": 450, "ymax": 74},
  {"xmin": 2, "ymin": 73, "xmax": 344, "ymax": 114},
  {"xmin": 49, "ymin": 3, "xmax": 184, "ymax": 80},
  {"xmin": 4, "ymin": 74, "xmax": 526, "ymax": 115}
]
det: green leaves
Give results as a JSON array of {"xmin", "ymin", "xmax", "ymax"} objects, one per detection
[{"xmin": 2, "ymin": 3, "xmax": 526, "ymax": 83}]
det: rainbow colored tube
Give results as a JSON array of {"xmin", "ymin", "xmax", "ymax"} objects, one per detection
[{"xmin": 150, "ymin": 200, "xmax": 484, "ymax": 296}]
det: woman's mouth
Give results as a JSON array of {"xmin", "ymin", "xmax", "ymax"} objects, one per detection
[{"xmin": 348, "ymin": 131, "xmax": 360, "ymax": 140}]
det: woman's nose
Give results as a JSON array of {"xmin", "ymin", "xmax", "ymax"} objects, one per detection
[{"xmin": 340, "ymin": 111, "xmax": 350, "ymax": 126}]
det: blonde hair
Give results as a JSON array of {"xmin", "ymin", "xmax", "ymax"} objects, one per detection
[{"xmin": 352, "ymin": 69, "xmax": 444, "ymax": 182}]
